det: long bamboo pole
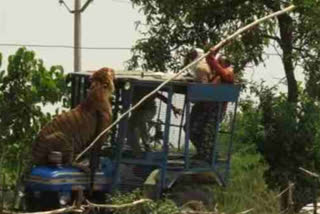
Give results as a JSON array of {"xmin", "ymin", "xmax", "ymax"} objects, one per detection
[
  {"xmin": 2, "ymin": 206, "xmax": 76, "ymax": 214},
  {"xmin": 76, "ymin": 4, "xmax": 296, "ymax": 161},
  {"xmin": 3, "ymin": 199, "xmax": 152, "ymax": 214},
  {"xmin": 85, "ymin": 198, "xmax": 152, "ymax": 209}
]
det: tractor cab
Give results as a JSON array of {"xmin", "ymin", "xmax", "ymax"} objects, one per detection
[
  {"xmin": 24, "ymin": 70, "xmax": 240, "ymax": 210},
  {"xmin": 69, "ymin": 71, "xmax": 240, "ymax": 194}
]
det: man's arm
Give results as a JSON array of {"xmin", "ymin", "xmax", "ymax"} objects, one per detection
[
  {"xmin": 155, "ymin": 92, "xmax": 182, "ymax": 117},
  {"xmin": 206, "ymin": 54, "xmax": 234, "ymax": 83}
]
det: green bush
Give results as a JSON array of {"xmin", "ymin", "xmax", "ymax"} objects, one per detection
[
  {"xmin": 0, "ymin": 48, "xmax": 69, "ymax": 187},
  {"xmin": 260, "ymin": 87, "xmax": 320, "ymax": 211},
  {"xmin": 234, "ymin": 98, "xmax": 264, "ymax": 154}
]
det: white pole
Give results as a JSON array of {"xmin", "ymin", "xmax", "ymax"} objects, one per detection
[{"xmin": 74, "ymin": 0, "xmax": 82, "ymax": 72}]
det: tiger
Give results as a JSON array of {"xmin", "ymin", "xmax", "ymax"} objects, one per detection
[{"xmin": 31, "ymin": 67, "xmax": 115, "ymax": 168}]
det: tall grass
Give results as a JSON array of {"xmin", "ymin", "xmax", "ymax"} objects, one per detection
[
  {"xmin": 107, "ymin": 151, "xmax": 281, "ymax": 214},
  {"xmin": 211, "ymin": 151, "xmax": 281, "ymax": 213}
]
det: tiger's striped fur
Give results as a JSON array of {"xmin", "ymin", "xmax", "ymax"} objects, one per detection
[{"xmin": 31, "ymin": 67, "xmax": 115, "ymax": 166}]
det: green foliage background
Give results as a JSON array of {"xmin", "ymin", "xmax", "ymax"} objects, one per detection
[
  {"xmin": 0, "ymin": 48, "xmax": 69, "ymax": 186},
  {"xmin": 232, "ymin": 82, "xmax": 320, "ymax": 211},
  {"xmin": 259, "ymin": 87, "xmax": 320, "ymax": 211}
]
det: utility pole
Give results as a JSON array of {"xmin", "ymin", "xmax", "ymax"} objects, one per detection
[
  {"xmin": 59, "ymin": 0, "xmax": 94, "ymax": 72},
  {"xmin": 74, "ymin": 0, "xmax": 81, "ymax": 72}
]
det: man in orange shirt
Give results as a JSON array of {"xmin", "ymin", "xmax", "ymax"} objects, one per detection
[{"xmin": 189, "ymin": 49, "xmax": 234, "ymax": 161}]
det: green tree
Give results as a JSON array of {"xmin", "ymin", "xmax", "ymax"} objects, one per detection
[
  {"xmin": 234, "ymin": 98, "xmax": 264, "ymax": 154},
  {"xmin": 0, "ymin": 48, "xmax": 69, "ymax": 185},
  {"xmin": 128, "ymin": 0, "xmax": 320, "ymax": 103},
  {"xmin": 259, "ymin": 86, "xmax": 320, "ymax": 211}
]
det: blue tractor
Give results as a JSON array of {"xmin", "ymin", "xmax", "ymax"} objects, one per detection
[{"xmin": 24, "ymin": 72, "xmax": 241, "ymax": 210}]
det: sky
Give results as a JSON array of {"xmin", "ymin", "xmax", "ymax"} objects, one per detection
[
  {"xmin": 0, "ymin": 0, "xmax": 305, "ymax": 94},
  {"xmin": 0, "ymin": 0, "xmax": 143, "ymax": 71}
]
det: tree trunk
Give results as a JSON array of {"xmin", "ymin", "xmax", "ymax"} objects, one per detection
[
  {"xmin": 265, "ymin": 1, "xmax": 298, "ymax": 103},
  {"xmin": 277, "ymin": 13, "xmax": 298, "ymax": 103}
]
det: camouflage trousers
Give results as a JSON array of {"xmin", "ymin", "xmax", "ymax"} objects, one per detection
[
  {"xmin": 127, "ymin": 103, "xmax": 157, "ymax": 155},
  {"xmin": 189, "ymin": 102, "xmax": 224, "ymax": 162}
]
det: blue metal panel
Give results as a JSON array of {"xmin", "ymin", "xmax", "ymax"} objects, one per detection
[
  {"xmin": 159, "ymin": 86, "xmax": 173, "ymax": 194},
  {"xmin": 28, "ymin": 166, "xmax": 83, "ymax": 178},
  {"xmin": 225, "ymin": 100, "xmax": 239, "ymax": 183},
  {"xmin": 182, "ymin": 83, "xmax": 241, "ymax": 186},
  {"xmin": 188, "ymin": 84, "xmax": 241, "ymax": 102},
  {"xmin": 25, "ymin": 165, "xmax": 113, "ymax": 192},
  {"xmin": 112, "ymin": 86, "xmax": 132, "ymax": 190},
  {"xmin": 177, "ymin": 98, "xmax": 186, "ymax": 151},
  {"xmin": 184, "ymin": 98, "xmax": 191, "ymax": 170},
  {"xmin": 212, "ymin": 103, "xmax": 223, "ymax": 167}
]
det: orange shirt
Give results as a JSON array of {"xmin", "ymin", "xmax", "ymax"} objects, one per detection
[{"xmin": 206, "ymin": 54, "xmax": 234, "ymax": 84}]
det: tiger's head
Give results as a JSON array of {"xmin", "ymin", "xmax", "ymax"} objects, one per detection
[
  {"xmin": 90, "ymin": 67, "xmax": 115, "ymax": 93},
  {"xmin": 85, "ymin": 67, "xmax": 116, "ymax": 113}
]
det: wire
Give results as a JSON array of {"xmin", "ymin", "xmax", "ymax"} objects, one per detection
[
  {"xmin": 0, "ymin": 43, "xmax": 283, "ymax": 56},
  {"xmin": 0, "ymin": 43, "xmax": 132, "ymax": 50},
  {"xmin": 112, "ymin": 0, "xmax": 131, "ymax": 4},
  {"xmin": 264, "ymin": 52, "xmax": 281, "ymax": 56}
]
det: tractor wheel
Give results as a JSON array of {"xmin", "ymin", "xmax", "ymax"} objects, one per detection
[
  {"xmin": 168, "ymin": 185, "xmax": 214, "ymax": 207},
  {"xmin": 166, "ymin": 172, "xmax": 221, "ymax": 211},
  {"xmin": 166, "ymin": 174, "xmax": 217, "ymax": 209}
]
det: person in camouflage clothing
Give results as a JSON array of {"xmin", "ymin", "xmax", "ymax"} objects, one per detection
[{"xmin": 189, "ymin": 49, "xmax": 234, "ymax": 162}]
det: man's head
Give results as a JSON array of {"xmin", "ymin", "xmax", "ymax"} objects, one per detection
[{"xmin": 183, "ymin": 48, "xmax": 205, "ymax": 66}]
